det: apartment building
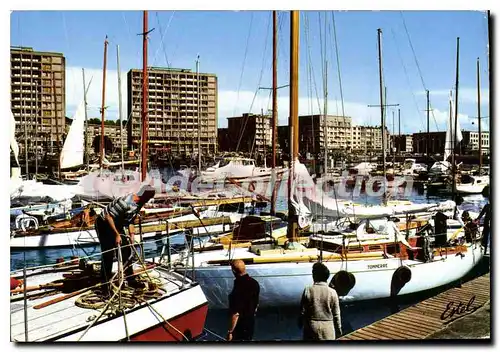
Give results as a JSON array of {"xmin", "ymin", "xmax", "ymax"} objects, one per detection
[
  {"xmin": 222, "ymin": 113, "xmax": 272, "ymax": 153},
  {"xmin": 466, "ymin": 131, "xmax": 490, "ymax": 155},
  {"xmin": 127, "ymin": 67, "xmax": 217, "ymax": 156},
  {"xmin": 10, "ymin": 46, "xmax": 65, "ymax": 155},
  {"xmin": 299, "ymin": 115, "xmax": 352, "ymax": 155},
  {"xmin": 350, "ymin": 125, "xmax": 390, "ymax": 153}
]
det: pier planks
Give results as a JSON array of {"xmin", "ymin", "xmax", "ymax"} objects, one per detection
[{"xmin": 338, "ymin": 272, "xmax": 490, "ymax": 340}]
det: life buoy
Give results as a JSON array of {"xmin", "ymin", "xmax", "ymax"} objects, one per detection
[
  {"xmin": 390, "ymin": 265, "xmax": 412, "ymax": 296},
  {"xmin": 329, "ymin": 270, "xmax": 356, "ymax": 297}
]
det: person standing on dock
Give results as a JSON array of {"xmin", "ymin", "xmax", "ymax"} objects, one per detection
[
  {"xmin": 226, "ymin": 259, "xmax": 260, "ymax": 341},
  {"xmin": 299, "ymin": 262, "xmax": 342, "ymax": 340},
  {"xmin": 95, "ymin": 185, "xmax": 156, "ymax": 296},
  {"xmin": 475, "ymin": 196, "xmax": 491, "ymax": 255}
]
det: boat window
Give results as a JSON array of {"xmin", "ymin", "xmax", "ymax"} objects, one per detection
[{"xmin": 243, "ymin": 160, "xmax": 254, "ymax": 166}]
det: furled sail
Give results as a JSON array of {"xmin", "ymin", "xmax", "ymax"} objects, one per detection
[{"xmin": 60, "ymin": 100, "xmax": 86, "ymax": 169}]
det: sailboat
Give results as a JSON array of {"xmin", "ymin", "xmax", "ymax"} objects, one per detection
[
  {"xmin": 156, "ymin": 12, "xmax": 484, "ymax": 311},
  {"xmin": 59, "ymin": 100, "xmax": 88, "ymax": 182},
  {"xmin": 10, "ymin": 12, "xmax": 209, "ymax": 342}
]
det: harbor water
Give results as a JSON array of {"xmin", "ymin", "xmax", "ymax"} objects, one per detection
[{"xmin": 10, "ymin": 174, "xmax": 489, "ymax": 341}]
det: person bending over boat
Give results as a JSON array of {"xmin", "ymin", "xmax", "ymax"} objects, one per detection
[
  {"xmin": 95, "ymin": 185, "xmax": 156, "ymax": 296},
  {"xmin": 299, "ymin": 262, "xmax": 342, "ymax": 340},
  {"xmin": 227, "ymin": 259, "xmax": 260, "ymax": 341}
]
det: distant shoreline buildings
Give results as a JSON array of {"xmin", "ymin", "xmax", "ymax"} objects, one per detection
[
  {"xmin": 10, "ymin": 46, "xmax": 66, "ymax": 156},
  {"xmin": 10, "ymin": 45, "xmax": 489, "ymax": 164}
]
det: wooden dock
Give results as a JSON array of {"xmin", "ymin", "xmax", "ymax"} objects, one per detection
[{"xmin": 339, "ymin": 273, "xmax": 490, "ymax": 340}]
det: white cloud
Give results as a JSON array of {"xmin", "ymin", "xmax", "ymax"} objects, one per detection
[
  {"xmin": 65, "ymin": 66, "xmax": 127, "ymax": 120},
  {"xmin": 66, "ymin": 69, "xmax": 378, "ymax": 128},
  {"xmin": 217, "ymin": 89, "xmax": 379, "ymax": 128},
  {"xmin": 416, "ymin": 88, "xmax": 490, "ymax": 105},
  {"xmin": 424, "ymin": 107, "xmax": 471, "ymax": 131}
]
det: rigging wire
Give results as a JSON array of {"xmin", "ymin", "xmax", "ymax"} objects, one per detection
[
  {"xmin": 235, "ymin": 12, "xmax": 271, "ymax": 154},
  {"xmin": 277, "ymin": 12, "xmax": 288, "ymax": 84},
  {"xmin": 399, "ymin": 11, "xmax": 440, "ymax": 131},
  {"xmin": 114, "ymin": 11, "xmax": 176, "ymax": 158},
  {"xmin": 325, "ymin": 18, "xmax": 339, "ymax": 117},
  {"xmin": 331, "ymin": 11, "xmax": 345, "ymax": 119},
  {"xmin": 328, "ymin": 11, "xmax": 342, "ymax": 225},
  {"xmin": 390, "ymin": 29, "xmax": 427, "ymax": 132},
  {"xmin": 303, "ymin": 14, "xmax": 324, "ymax": 118},
  {"xmin": 122, "ymin": 12, "xmax": 142, "ymax": 73},
  {"xmin": 232, "ymin": 12, "xmax": 255, "ymax": 117},
  {"xmin": 61, "ymin": 13, "xmax": 80, "ymax": 123},
  {"xmin": 154, "ymin": 11, "xmax": 177, "ymax": 68},
  {"xmin": 304, "ymin": 13, "xmax": 317, "ymax": 216}
]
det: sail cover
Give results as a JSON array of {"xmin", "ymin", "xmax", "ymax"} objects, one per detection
[{"xmin": 60, "ymin": 100, "xmax": 86, "ymax": 169}]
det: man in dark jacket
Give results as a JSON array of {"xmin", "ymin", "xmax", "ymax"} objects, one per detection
[
  {"xmin": 95, "ymin": 185, "xmax": 155, "ymax": 295},
  {"xmin": 227, "ymin": 259, "xmax": 260, "ymax": 341},
  {"xmin": 476, "ymin": 198, "xmax": 491, "ymax": 255}
]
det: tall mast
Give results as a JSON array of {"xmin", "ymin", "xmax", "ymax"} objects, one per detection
[
  {"xmin": 270, "ymin": 10, "xmax": 278, "ymax": 216},
  {"xmin": 117, "ymin": 45, "xmax": 125, "ymax": 172},
  {"xmin": 34, "ymin": 90, "xmax": 38, "ymax": 176},
  {"xmin": 53, "ymin": 71, "xmax": 60, "ymax": 178},
  {"xmin": 449, "ymin": 90, "xmax": 453, "ymax": 159},
  {"xmin": 426, "ymin": 89, "xmax": 430, "ymax": 171},
  {"xmin": 287, "ymin": 10, "xmax": 299, "ymax": 243},
  {"xmin": 197, "ymin": 55, "xmax": 201, "ymax": 171},
  {"xmin": 452, "ymin": 37, "xmax": 459, "ymax": 198},
  {"xmin": 477, "ymin": 58, "xmax": 482, "ymax": 172},
  {"xmin": 323, "ymin": 63, "xmax": 328, "ymax": 175},
  {"xmin": 19, "ymin": 57, "xmax": 28, "ymax": 178},
  {"xmin": 377, "ymin": 28, "xmax": 386, "ymax": 205},
  {"xmin": 398, "ymin": 108, "xmax": 401, "ymax": 155},
  {"xmin": 100, "ymin": 36, "xmax": 108, "ymax": 170},
  {"xmin": 141, "ymin": 11, "xmax": 149, "ymax": 182},
  {"xmin": 82, "ymin": 68, "xmax": 89, "ymax": 172},
  {"xmin": 392, "ymin": 110, "xmax": 395, "ymax": 164}
]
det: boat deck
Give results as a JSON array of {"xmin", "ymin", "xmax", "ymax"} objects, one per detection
[
  {"xmin": 338, "ymin": 272, "xmax": 490, "ymax": 340},
  {"xmin": 11, "ymin": 264, "xmax": 203, "ymax": 341}
]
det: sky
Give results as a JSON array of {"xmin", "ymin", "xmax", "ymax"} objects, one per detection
[{"xmin": 9, "ymin": 10, "xmax": 490, "ymax": 134}]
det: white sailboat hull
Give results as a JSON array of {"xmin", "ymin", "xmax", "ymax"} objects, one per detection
[
  {"xmin": 456, "ymin": 184, "xmax": 488, "ymax": 194},
  {"xmin": 171, "ymin": 244, "xmax": 483, "ymax": 309}
]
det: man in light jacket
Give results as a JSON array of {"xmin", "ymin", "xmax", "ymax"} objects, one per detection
[{"xmin": 299, "ymin": 262, "xmax": 342, "ymax": 340}]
